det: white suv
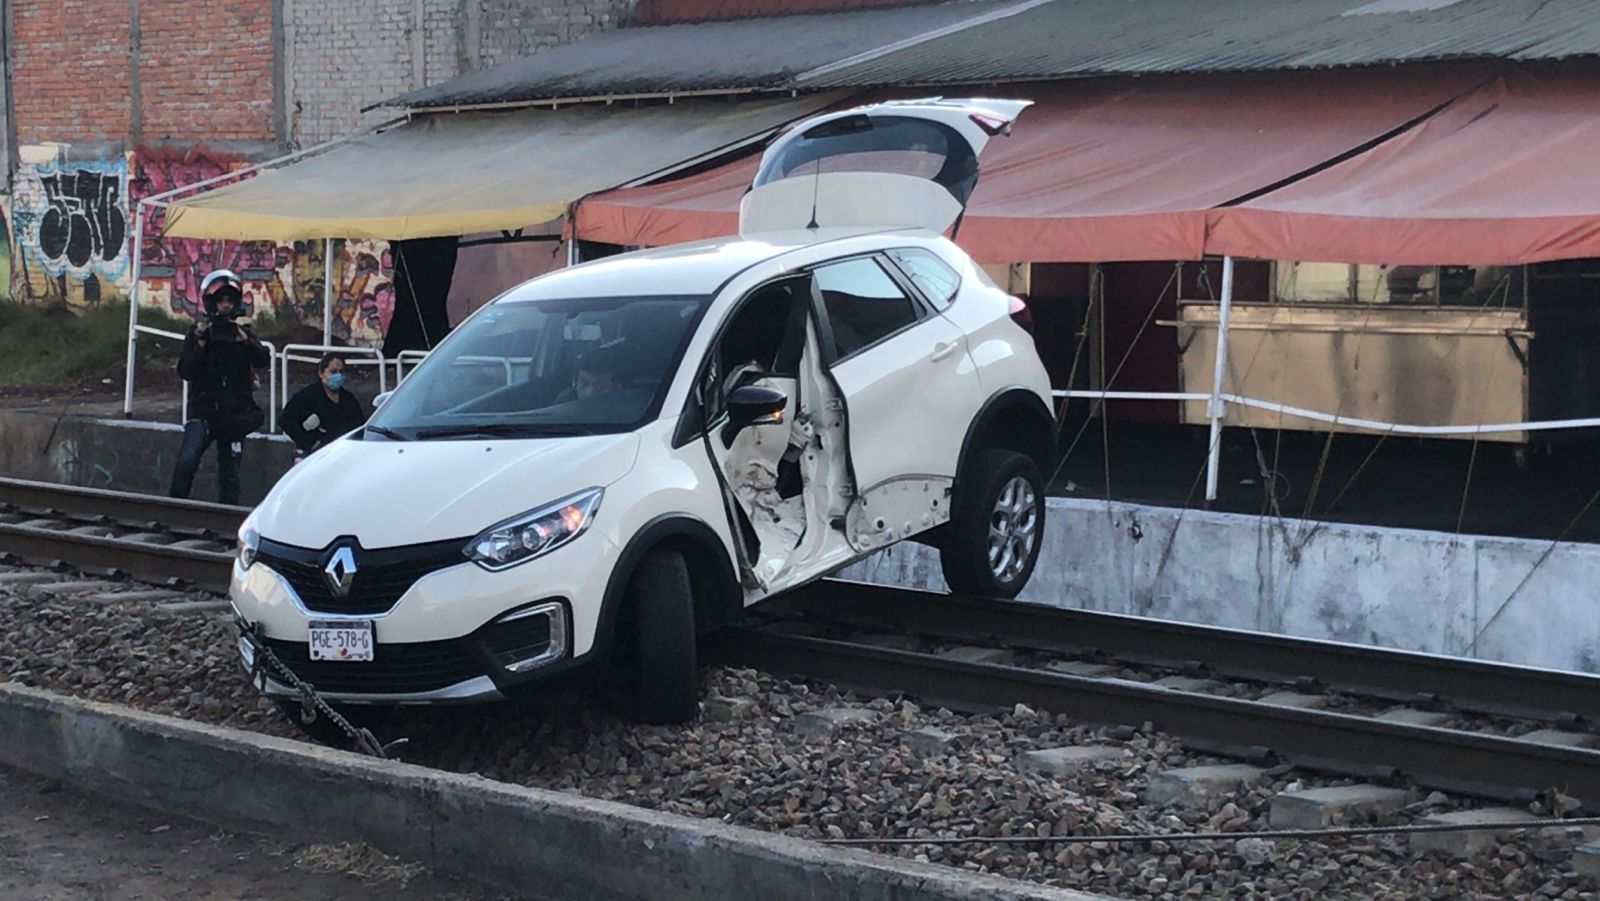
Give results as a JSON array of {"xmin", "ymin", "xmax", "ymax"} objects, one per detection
[{"xmin": 232, "ymin": 98, "xmax": 1055, "ymax": 728}]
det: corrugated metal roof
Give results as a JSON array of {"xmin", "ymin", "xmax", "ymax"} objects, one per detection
[
  {"xmin": 799, "ymin": 0, "xmax": 1600, "ymax": 87},
  {"xmin": 387, "ymin": 0, "xmax": 1017, "ymax": 109},
  {"xmin": 387, "ymin": 0, "xmax": 1600, "ymax": 110}
]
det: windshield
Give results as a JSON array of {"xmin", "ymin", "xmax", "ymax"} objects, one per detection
[{"xmin": 368, "ymin": 295, "xmax": 708, "ymax": 439}]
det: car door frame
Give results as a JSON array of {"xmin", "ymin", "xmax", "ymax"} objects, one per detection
[
  {"xmin": 801, "ymin": 250, "xmax": 956, "ymax": 541},
  {"xmin": 674, "ymin": 271, "xmax": 827, "ymax": 589}
]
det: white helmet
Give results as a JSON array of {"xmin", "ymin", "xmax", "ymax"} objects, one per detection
[{"xmin": 200, "ymin": 269, "xmax": 243, "ymax": 315}]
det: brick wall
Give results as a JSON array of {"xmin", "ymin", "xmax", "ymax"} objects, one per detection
[
  {"xmin": 7, "ymin": 0, "xmax": 631, "ymax": 326},
  {"xmin": 139, "ymin": 0, "xmax": 276, "ymax": 141},
  {"xmin": 287, "ymin": 1, "xmax": 636, "ymax": 143},
  {"xmin": 9, "ymin": 0, "xmax": 281, "ymax": 312},
  {"xmin": 285, "ymin": 0, "xmax": 418, "ymax": 142},
  {"xmin": 12, "ymin": 0, "xmax": 134, "ymax": 143},
  {"xmin": 633, "ymin": 0, "xmax": 935, "ymax": 24},
  {"xmin": 476, "ymin": 0, "xmax": 636, "ymax": 69}
]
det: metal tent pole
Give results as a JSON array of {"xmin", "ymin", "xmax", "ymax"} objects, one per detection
[
  {"xmin": 322, "ymin": 237, "xmax": 334, "ymax": 345},
  {"xmin": 1204, "ymin": 256, "xmax": 1236, "ymax": 503},
  {"xmin": 122, "ymin": 202, "xmax": 148, "ymax": 417}
]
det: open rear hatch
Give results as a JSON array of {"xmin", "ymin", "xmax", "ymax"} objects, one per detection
[{"xmin": 739, "ymin": 97, "xmax": 1032, "ymax": 236}]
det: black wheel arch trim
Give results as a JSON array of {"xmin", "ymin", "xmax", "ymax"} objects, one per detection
[
  {"xmin": 953, "ymin": 387, "xmax": 1057, "ymax": 516},
  {"xmin": 589, "ymin": 513, "xmax": 741, "ymax": 668}
]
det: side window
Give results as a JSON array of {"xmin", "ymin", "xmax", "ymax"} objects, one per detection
[
  {"xmin": 813, "ymin": 257, "xmax": 924, "ymax": 359},
  {"xmin": 700, "ymin": 279, "xmax": 808, "ymax": 416},
  {"xmin": 886, "ymin": 247, "xmax": 960, "ymax": 310}
]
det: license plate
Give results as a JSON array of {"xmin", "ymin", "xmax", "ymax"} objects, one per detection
[{"xmin": 308, "ymin": 620, "xmax": 374, "ymax": 662}]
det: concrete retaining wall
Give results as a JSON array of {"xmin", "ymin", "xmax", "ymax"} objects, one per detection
[
  {"xmin": 0, "ymin": 408, "xmax": 294, "ymax": 506},
  {"xmin": 0, "ymin": 685, "xmax": 1097, "ymax": 901},
  {"xmin": 843, "ymin": 497, "xmax": 1600, "ymax": 675}
]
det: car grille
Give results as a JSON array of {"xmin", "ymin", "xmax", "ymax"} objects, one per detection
[
  {"xmin": 257, "ymin": 537, "xmax": 469, "ymax": 615},
  {"xmin": 261, "ymin": 637, "xmax": 482, "ymax": 695}
]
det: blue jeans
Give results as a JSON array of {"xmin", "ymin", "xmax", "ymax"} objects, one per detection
[{"xmin": 168, "ymin": 419, "xmax": 243, "ymax": 505}]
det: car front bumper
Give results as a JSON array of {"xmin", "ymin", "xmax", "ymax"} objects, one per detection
[{"xmin": 230, "ymin": 531, "xmax": 619, "ymax": 704}]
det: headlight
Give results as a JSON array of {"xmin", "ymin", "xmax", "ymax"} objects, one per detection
[
  {"xmin": 466, "ymin": 488, "xmax": 603, "ymax": 571},
  {"xmin": 237, "ymin": 515, "xmax": 260, "ymax": 570}
]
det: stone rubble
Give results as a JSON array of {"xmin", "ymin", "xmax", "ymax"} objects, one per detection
[{"xmin": 0, "ymin": 569, "xmax": 1596, "ymax": 900}]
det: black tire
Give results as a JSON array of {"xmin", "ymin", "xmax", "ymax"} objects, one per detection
[
  {"xmin": 272, "ymin": 698, "xmax": 394, "ymax": 748},
  {"xmin": 939, "ymin": 449, "xmax": 1046, "ymax": 599},
  {"xmin": 624, "ymin": 549, "xmax": 700, "ymax": 725}
]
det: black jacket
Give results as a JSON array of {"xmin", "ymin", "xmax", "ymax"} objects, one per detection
[
  {"xmin": 281, "ymin": 381, "xmax": 367, "ymax": 454},
  {"xmin": 175, "ymin": 321, "xmax": 270, "ymax": 423}
]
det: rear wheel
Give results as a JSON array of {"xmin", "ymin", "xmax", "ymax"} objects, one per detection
[
  {"xmin": 623, "ymin": 549, "xmax": 700, "ymax": 724},
  {"xmin": 939, "ymin": 449, "xmax": 1045, "ymax": 598}
]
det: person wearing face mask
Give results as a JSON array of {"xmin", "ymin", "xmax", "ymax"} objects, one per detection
[{"xmin": 280, "ymin": 353, "xmax": 367, "ymax": 464}]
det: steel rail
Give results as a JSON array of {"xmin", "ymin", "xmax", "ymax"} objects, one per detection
[
  {"xmin": 711, "ymin": 628, "xmax": 1600, "ymax": 809},
  {"xmin": 776, "ymin": 579, "xmax": 1600, "ymax": 725},
  {"xmin": 0, "ymin": 522, "xmax": 233, "ymax": 594},
  {"xmin": 0, "ymin": 478, "xmax": 248, "ymax": 536}
]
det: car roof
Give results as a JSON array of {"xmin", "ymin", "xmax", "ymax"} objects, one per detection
[{"xmin": 499, "ymin": 226, "xmax": 922, "ymax": 301}]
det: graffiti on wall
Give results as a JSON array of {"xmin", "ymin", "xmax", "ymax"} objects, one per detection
[
  {"xmin": 9, "ymin": 142, "xmax": 397, "ymax": 348},
  {"xmin": 129, "ymin": 147, "xmax": 394, "ymax": 345},
  {"xmin": 38, "ymin": 168, "xmax": 127, "ymax": 273},
  {"xmin": 131, "ymin": 146, "xmax": 282, "ymax": 319},
  {"xmin": 0, "ymin": 201, "xmax": 13, "ymax": 300},
  {"xmin": 331, "ymin": 240, "xmax": 395, "ymax": 345},
  {"xmin": 11, "ymin": 148, "xmax": 133, "ymax": 305}
]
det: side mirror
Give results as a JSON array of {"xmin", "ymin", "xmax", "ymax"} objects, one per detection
[
  {"xmin": 720, "ymin": 384, "xmax": 787, "ymax": 446},
  {"xmin": 373, "ymin": 391, "xmax": 393, "ymax": 409}
]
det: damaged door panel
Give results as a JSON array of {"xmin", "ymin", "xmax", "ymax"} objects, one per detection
[
  {"xmin": 701, "ymin": 276, "xmax": 855, "ymax": 597},
  {"xmin": 810, "ymin": 255, "xmax": 983, "ymax": 554},
  {"xmin": 844, "ymin": 474, "xmax": 951, "ymax": 554},
  {"xmin": 719, "ymin": 374, "xmax": 803, "ymax": 585}
]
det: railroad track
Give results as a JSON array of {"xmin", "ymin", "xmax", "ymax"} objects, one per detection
[
  {"xmin": 0, "ymin": 478, "xmax": 243, "ymax": 593},
  {"xmin": 718, "ymin": 580, "xmax": 1600, "ymax": 810},
  {"xmin": 6, "ymin": 479, "xmax": 1600, "ymax": 811}
]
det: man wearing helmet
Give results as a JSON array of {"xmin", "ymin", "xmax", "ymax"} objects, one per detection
[{"xmin": 168, "ymin": 270, "xmax": 271, "ymax": 504}]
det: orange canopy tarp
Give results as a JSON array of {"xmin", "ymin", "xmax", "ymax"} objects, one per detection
[
  {"xmin": 576, "ymin": 69, "xmax": 1478, "ymax": 262},
  {"xmin": 1206, "ymin": 70, "xmax": 1600, "ymax": 265}
]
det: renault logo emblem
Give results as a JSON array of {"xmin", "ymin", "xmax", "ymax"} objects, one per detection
[{"xmin": 324, "ymin": 545, "xmax": 357, "ymax": 597}]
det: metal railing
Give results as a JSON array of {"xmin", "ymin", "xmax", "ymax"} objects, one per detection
[
  {"xmin": 279, "ymin": 344, "xmax": 387, "ymax": 413},
  {"xmin": 394, "ymin": 351, "xmax": 531, "ymax": 387},
  {"xmin": 1051, "ymin": 255, "xmax": 1600, "ymax": 501},
  {"xmin": 392, "ymin": 350, "xmax": 430, "ymax": 383},
  {"xmin": 125, "ymin": 324, "xmax": 279, "ymax": 434}
]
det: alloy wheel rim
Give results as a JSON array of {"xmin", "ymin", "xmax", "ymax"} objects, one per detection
[{"xmin": 987, "ymin": 476, "xmax": 1038, "ymax": 582}]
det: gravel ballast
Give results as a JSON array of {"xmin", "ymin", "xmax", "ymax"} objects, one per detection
[{"xmin": 1, "ymin": 569, "xmax": 1596, "ymax": 900}]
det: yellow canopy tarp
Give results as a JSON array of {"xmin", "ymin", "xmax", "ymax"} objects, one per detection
[{"xmin": 162, "ymin": 96, "xmax": 843, "ymax": 242}]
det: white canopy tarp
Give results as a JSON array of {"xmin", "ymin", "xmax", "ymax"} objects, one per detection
[{"xmin": 162, "ymin": 95, "xmax": 843, "ymax": 242}]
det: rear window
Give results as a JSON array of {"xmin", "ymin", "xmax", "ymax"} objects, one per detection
[
  {"xmin": 753, "ymin": 115, "xmax": 980, "ymax": 206},
  {"xmin": 887, "ymin": 247, "xmax": 961, "ymax": 310}
]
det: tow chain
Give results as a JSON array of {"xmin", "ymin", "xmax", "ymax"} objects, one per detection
[{"xmin": 237, "ymin": 619, "xmax": 407, "ymax": 759}]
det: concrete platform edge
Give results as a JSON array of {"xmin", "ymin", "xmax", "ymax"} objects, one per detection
[{"xmin": 0, "ymin": 684, "xmax": 1106, "ymax": 901}]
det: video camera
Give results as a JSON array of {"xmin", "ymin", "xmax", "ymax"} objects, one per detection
[{"xmin": 206, "ymin": 307, "xmax": 244, "ymax": 342}]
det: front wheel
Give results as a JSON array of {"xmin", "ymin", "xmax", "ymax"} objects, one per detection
[
  {"xmin": 623, "ymin": 549, "xmax": 700, "ymax": 724},
  {"xmin": 939, "ymin": 449, "xmax": 1046, "ymax": 599}
]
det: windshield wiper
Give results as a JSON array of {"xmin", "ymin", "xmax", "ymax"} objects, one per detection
[
  {"xmin": 366, "ymin": 425, "xmax": 410, "ymax": 441},
  {"xmin": 413, "ymin": 423, "xmax": 597, "ymax": 440}
]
